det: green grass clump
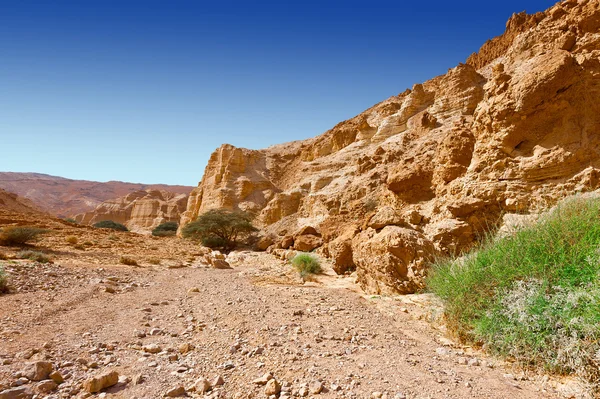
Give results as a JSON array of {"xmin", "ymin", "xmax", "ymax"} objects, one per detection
[
  {"xmin": 152, "ymin": 221, "xmax": 178, "ymax": 237},
  {"xmin": 0, "ymin": 266, "xmax": 8, "ymax": 294},
  {"xmin": 291, "ymin": 252, "xmax": 322, "ymax": 277},
  {"xmin": 427, "ymin": 197, "xmax": 600, "ymax": 389},
  {"xmin": 93, "ymin": 220, "xmax": 128, "ymax": 232},
  {"xmin": 0, "ymin": 226, "xmax": 48, "ymax": 246},
  {"xmin": 17, "ymin": 250, "xmax": 51, "ymax": 263}
]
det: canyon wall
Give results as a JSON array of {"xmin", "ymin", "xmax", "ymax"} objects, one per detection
[{"xmin": 182, "ymin": 0, "xmax": 600, "ymax": 294}]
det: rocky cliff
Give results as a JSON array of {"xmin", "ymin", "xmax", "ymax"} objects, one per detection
[
  {"xmin": 0, "ymin": 172, "xmax": 193, "ymax": 218},
  {"xmin": 0, "ymin": 188, "xmax": 43, "ymax": 215},
  {"xmin": 182, "ymin": 0, "xmax": 600, "ymax": 294},
  {"xmin": 75, "ymin": 190, "xmax": 188, "ymax": 234}
]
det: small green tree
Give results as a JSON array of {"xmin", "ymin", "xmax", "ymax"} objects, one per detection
[
  {"xmin": 152, "ymin": 221, "xmax": 178, "ymax": 237},
  {"xmin": 181, "ymin": 209, "xmax": 257, "ymax": 250},
  {"xmin": 93, "ymin": 220, "xmax": 128, "ymax": 231}
]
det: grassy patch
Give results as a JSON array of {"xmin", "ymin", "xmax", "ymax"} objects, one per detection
[
  {"xmin": 66, "ymin": 235, "xmax": 78, "ymax": 245},
  {"xmin": 0, "ymin": 226, "xmax": 48, "ymax": 246},
  {"xmin": 0, "ymin": 266, "xmax": 8, "ymax": 294},
  {"xmin": 148, "ymin": 257, "xmax": 161, "ymax": 265},
  {"xmin": 17, "ymin": 250, "xmax": 51, "ymax": 263},
  {"xmin": 119, "ymin": 256, "xmax": 138, "ymax": 266},
  {"xmin": 291, "ymin": 252, "xmax": 322, "ymax": 278},
  {"xmin": 427, "ymin": 197, "xmax": 600, "ymax": 389}
]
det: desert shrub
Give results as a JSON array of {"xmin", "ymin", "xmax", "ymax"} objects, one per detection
[
  {"xmin": 291, "ymin": 252, "xmax": 322, "ymax": 277},
  {"xmin": 427, "ymin": 197, "xmax": 600, "ymax": 390},
  {"xmin": 119, "ymin": 256, "xmax": 138, "ymax": 266},
  {"xmin": 66, "ymin": 236, "xmax": 78, "ymax": 245},
  {"xmin": 182, "ymin": 209, "xmax": 257, "ymax": 250},
  {"xmin": 107, "ymin": 234, "xmax": 119, "ymax": 241},
  {"xmin": 0, "ymin": 226, "xmax": 48, "ymax": 246},
  {"xmin": 0, "ymin": 266, "xmax": 8, "ymax": 294},
  {"xmin": 17, "ymin": 250, "xmax": 51, "ymax": 263},
  {"xmin": 93, "ymin": 220, "xmax": 128, "ymax": 232},
  {"xmin": 0, "ymin": 252, "xmax": 7, "ymax": 260},
  {"xmin": 148, "ymin": 257, "xmax": 161, "ymax": 265},
  {"xmin": 152, "ymin": 221, "xmax": 178, "ymax": 237},
  {"xmin": 83, "ymin": 241, "xmax": 94, "ymax": 246},
  {"xmin": 63, "ymin": 218, "xmax": 78, "ymax": 224},
  {"xmin": 73, "ymin": 244, "xmax": 85, "ymax": 250}
]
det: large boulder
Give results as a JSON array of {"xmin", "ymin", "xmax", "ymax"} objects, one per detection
[
  {"xmin": 294, "ymin": 235, "xmax": 323, "ymax": 252},
  {"xmin": 352, "ymin": 226, "xmax": 436, "ymax": 294},
  {"xmin": 328, "ymin": 236, "xmax": 354, "ymax": 274}
]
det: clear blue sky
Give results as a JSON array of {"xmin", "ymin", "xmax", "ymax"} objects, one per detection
[{"xmin": 0, "ymin": 0, "xmax": 555, "ymax": 186}]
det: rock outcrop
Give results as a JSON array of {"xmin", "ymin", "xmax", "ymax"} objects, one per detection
[
  {"xmin": 75, "ymin": 190, "xmax": 188, "ymax": 234},
  {"xmin": 0, "ymin": 172, "xmax": 193, "ymax": 218},
  {"xmin": 183, "ymin": 0, "xmax": 600, "ymax": 294}
]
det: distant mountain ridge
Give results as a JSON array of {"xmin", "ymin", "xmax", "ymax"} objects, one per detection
[{"xmin": 0, "ymin": 172, "xmax": 194, "ymax": 217}]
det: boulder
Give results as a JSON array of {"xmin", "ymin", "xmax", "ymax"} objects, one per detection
[
  {"xmin": 293, "ymin": 235, "xmax": 323, "ymax": 252},
  {"xmin": 22, "ymin": 361, "xmax": 53, "ymax": 381},
  {"xmin": 256, "ymin": 236, "xmax": 274, "ymax": 251},
  {"xmin": 352, "ymin": 226, "xmax": 436, "ymax": 294},
  {"xmin": 328, "ymin": 236, "xmax": 354, "ymax": 275},
  {"xmin": 82, "ymin": 370, "xmax": 119, "ymax": 393}
]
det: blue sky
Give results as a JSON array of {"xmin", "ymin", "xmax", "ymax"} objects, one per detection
[{"xmin": 0, "ymin": 0, "xmax": 555, "ymax": 186}]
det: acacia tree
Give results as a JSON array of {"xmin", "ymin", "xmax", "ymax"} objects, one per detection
[{"xmin": 181, "ymin": 209, "xmax": 257, "ymax": 250}]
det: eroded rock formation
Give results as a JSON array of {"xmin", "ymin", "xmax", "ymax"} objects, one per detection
[
  {"xmin": 76, "ymin": 190, "xmax": 188, "ymax": 234},
  {"xmin": 183, "ymin": 0, "xmax": 600, "ymax": 294}
]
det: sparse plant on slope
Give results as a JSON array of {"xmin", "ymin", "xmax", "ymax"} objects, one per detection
[
  {"xmin": 119, "ymin": 255, "xmax": 138, "ymax": 266},
  {"xmin": 93, "ymin": 220, "xmax": 128, "ymax": 232},
  {"xmin": 17, "ymin": 250, "xmax": 51, "ymax": 263},
  {"xmin": 0, "ymin": 226, "xmax": 48, "ymax": 246},
  {"xmin": 66, "ymin": 235, "xmax": 78, "ymax": 245},
  {"xmin": 0, "ymin": 266, "xmax": 8, "ymax": 294},
  {"xmin": 181, "ymin": 209, "xmax": 257, "ymax": 250},
  {"xmin": 63, "ymin": 218, "xmax": 78, "ymax": 224},
  {"xmin": 291, "ymin": 252, "xmax": 322, "ymax": 278},
  {"xmin": 427, "ymin": 196, "xmax": 600, "ymax": 391},
  {"xmin": 152, "ymin": 221, "xmax": 178, "ymax": 237}
]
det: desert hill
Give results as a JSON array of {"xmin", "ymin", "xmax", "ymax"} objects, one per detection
[
  {"xmin": 0, "ymin": 188, "xmax": 43, "ymax": 216},
  {"xmin": 182, "ymin": 0, "xmax": 600, "ymax": 295},
  {"xmin": 0, "ymin": 172, "xmax": 194, "ymax": 218}
]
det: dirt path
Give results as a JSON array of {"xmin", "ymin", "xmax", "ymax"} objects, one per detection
[{"xmin": 0, "ymin": 252, "xmax": 566, "ymax": 398}]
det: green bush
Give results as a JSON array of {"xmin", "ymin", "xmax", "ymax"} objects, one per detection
[
  {"xmin": 63, "ymin": 218, "xmax": 78, "ymax": 224},
  {"xmin": 119, "ymin": 256, "xmax": 138, "ymax": 266},
  {"xmin": 182, "ymin": 209, "xmax": 257, "ymax": 250},
  {"xmin": 0, "ymin": 266, "xmax": 8, "ymax": 294},
  {"xmin": 0, "ymin": 226, "xmax": 48, "ymax": 246},
  {"xmin": 152, "ymin": 221, "xmax": 178, "ymax": 237},
  {"xmin": 427, "ymin": 197, "xmax": 600, "ymax": 389},
  {"xmin": 93, "ymin": 220, "xmax": 128, "ymax": 232},
  {"xmin": 291, "ymin": 252, "xmax": 322, "ymax": 277},
  {"xmin": 17, "ymin": 250, "xmax": 51, "ymax": 263}
]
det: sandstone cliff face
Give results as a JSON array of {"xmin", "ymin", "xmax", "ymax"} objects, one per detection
[
  {"xmin": 0, "ymin": 172, "xmax": 193, "ymax": 218},
  {"xmin": 183, "ymin": 0, "xmax": 600, "ymax": 294},
  {"xmin": 76, "ymin": 190, "xmax": 188, "ymax": 234}
]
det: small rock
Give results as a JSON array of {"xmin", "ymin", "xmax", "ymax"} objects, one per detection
[
  {"xmin": 253, "ymin": 373, "xmax": 273, "ymax": 385},
  {"xmin": 165, "ymin": 386, "xmax": 186, "ymax": 397},
  {"xmin": 22, "ymin": 362, "xmax": 54, "ymax": 381},
  {"xmin": 143, "ymin": 344, "xmax": 162, "ymax": 354},
  {"xmin": 49, "ymin": 371, "xmax": 64, "ymax": 384},
  {"xmin": 178, "ymin": 343, "xmax": 194, "ymax": 354},
  {"xmin": 35, "ymin": 380, "xmax": 57, "ymax": 394},
  {"xmin": 309, "ymin": 380, "xmax": 323, "ymax": 394},
  {"xmin": 187, "ymin": 287, "xmax": 200, "ymax": 294},
  {"xmin": 82, "ymin": 370, "xmax": 119, "ymax": 393},
  {"xmin": 264, "ymin": 379, "xmax": 281, "ymax": 396},
  {"xmin": 211, "ymin": 375, "xmax": 225, "ymax": 387},
  {"xmin": 372, "ymin": 392, "xmax": 383, "ymax": 399},
  {"xmin": 194, "ymin": 378, "xmax": 211, "ymax": 394},
  {"xmin": 0, "ymin": 386, "xmax": 33, "ymax": 399},
  {"xmin": 468, "ymin": 358, "xmax": 480, "ymax": 367}
]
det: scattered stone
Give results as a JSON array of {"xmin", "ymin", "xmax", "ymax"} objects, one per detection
[
  {"xmin": 264, "ymin": 379, "xmax": 281, "ymax": 396},
  {"xmin": 22, "ymin": 361, "xmax": 54, "ymax": 381},
  {"xmin": 34, "ymin": 380, "xmax": 57, "ymax": 394},
  {"xmin": 194, "ymin": 378, "xmax": 211, "ymax": 394},
  {"xmin": 211, "ymin": 375, "xmax": 225, "ymax": 387},
  {"xmin": 309, "ymin": 380, "xmax": 324, "ymax": 394},
  {"xmin": 0, "ymin": 386, "xmax": 33, "ymax": 399},
  {"xmin": 49, "ymin": 371, "xmax": 64, "ymax": 384},
  {"xmin": 179, "ymin": 343, "xmax": 194, "ymax": 354},
  {"xmin": 165, "ymin": 386, "xmax": 186, "ymax": 397},
  {"xmin": 187, "ymin": 287, "xmax": 200, "ymax": 294},
  {"xmin": 211, "ymin": 259, "xmax": 232, "ymax": 270},
  {"xmin": 468, "ymin": 358, "xmax": 480, "ymax": 367},
  {"xmin": 143, "ymin": 344, "xmax": 162, "ymax": 354},
  {"xmin": 82, "ymin": 370, "xmax": 119, "ymax": 393},
  {"xmin": 253, "ymin": 373, "xmax": 273, "ymax": 385}
]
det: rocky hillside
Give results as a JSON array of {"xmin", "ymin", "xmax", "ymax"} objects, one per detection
[
  {"xmin": 181, "ymin": 0, "xmax": 600, "ymax": 295},
  {"xmin": 0, "ymin": 188, "xmax": 42, "ymax": 215},
  {"xmin": 75, "ymin": 190, "xmax": 189, "ymax": 234},
  {"xmin": 0, "ymin": 172, "xmax": 193, "ymax": 218}
]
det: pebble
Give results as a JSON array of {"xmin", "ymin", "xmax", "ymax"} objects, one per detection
[{"xmin": 165, "ymin": 386, "xmax": 186, "ymax": 397}]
